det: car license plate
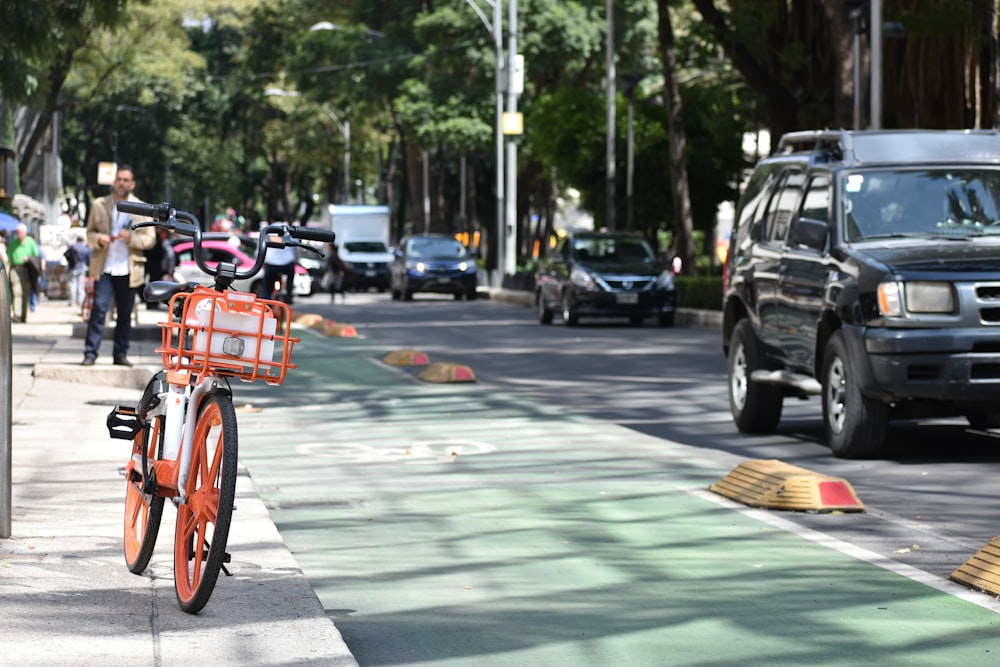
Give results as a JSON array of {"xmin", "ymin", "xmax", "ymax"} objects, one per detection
[
  {"xmin": 438, "ymin": 277, "xmax": 451, "ymax": 283},
  {"xmin": 365, "ymin": 270, "xmax": 376, "ymax": 277},
  {"xmin": 616, "ymin": 293, "xmax": 638, "ymax": 304}
]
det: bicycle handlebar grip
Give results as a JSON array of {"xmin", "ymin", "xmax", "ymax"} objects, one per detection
[
  {"xmin": 290, "ymin": 227, "xmax": 336, "ymax": 243},
  {"xmin": 117, "ymin": 201, "xmax": 171, "ymax": 221}
]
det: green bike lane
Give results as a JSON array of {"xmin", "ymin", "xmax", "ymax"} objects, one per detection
[{"xmin": 233, "ymin": 327, "xmax": 1000, "ymax": 666}]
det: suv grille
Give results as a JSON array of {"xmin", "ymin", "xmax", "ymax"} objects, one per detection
[{"xmin": 976, "ymin": 285, "xmax": 1000, "ymax": 300}]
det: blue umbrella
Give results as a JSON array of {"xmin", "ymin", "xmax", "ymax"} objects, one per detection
[{"xmin": 0, "ymin": 212, "xmax": 20, "ymax": 232}]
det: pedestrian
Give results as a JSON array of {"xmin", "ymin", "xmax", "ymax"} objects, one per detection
[
  {"xmin": 324, "ymin": 243, "xmax": 345, "ymax": 303},
  {"xmin": 260, "ymin": 227, "xmax": 299, "ymax": 304},
  {"xmin": 8, "ymin": 222, "xmax": 44, "ymax": 312},
  {"xmin": 65, "ymin": 234, "xmax": 92, "ymax": 309},
  {"xmin": 81, "ymin": 165, "xmax": 155, "ymax": 367}
]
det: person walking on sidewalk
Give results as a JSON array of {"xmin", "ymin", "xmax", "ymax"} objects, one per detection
[
  {"xmin": 65, "ymin": 234, "xmax": 92, "ymax": 310},
  {"xmin": 81, "ymin": 165, "xmax": 155, "ymax": 367},
  {"xmin": 8, "ymin": 223, "xmax": 44, "ymax": 313}
]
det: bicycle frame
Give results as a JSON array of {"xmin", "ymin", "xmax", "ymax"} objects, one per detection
[{"xmin": 138, "ymin": 373, "xmax": 228, "ymax": 505}]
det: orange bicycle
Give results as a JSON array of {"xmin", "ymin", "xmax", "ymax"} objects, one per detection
[{"xmin": 106, "ymin": 201, "xmax": 334, "ymax": 613}]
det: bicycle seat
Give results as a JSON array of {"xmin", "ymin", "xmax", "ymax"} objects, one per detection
[{"xmin": 144, "ymin": 280, "xmax": 201, "ymax": 303}]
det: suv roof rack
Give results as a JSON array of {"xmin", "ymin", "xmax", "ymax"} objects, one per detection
[
  {"xmin": 776, "ymin": 129, "xmax": 1000, "ymax": 167},
  {"xmin": 776, "ymin": 130, "xmax": 851, "ymax": 164}
]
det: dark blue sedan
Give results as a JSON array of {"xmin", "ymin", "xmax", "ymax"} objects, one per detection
[{"xmin": 390, "ymin": 234, "xmax": 478, "ymax": 301}]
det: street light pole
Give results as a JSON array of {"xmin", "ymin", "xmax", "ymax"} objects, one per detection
[
  {"xmin": 467, "ymin": 0, "xmax": 506, "ymax": 285},
  {"xmin": 605, "ymin": 0, "xmax": 616, "ymax": 231},
  {"xmin": 321, "ymin": 106, "xmax": 351, "ymax": 205},
  {"xmin": 504, "ymin": 0, "xmax": 519, "ymax": 276}
]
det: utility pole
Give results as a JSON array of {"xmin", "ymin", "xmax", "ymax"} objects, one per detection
[
  {"xmin": 504, "ymin": 0, "xmax": 520, "ymax": 276},
  {"xmin": 605, "ymin": 0, "xmax": 616, "ymax": 230}
]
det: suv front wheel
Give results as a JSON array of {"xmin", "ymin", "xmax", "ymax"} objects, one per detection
[
  {"xmin": 821, "ymin": 331, "xmax": 888, "ymax": 458},
  {"xmin": 727, "ymin": 320, "xmax": 783, "ymax": 433}
]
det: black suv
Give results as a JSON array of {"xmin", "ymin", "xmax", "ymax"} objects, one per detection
[{"xmin": 723, "ymin": 129, "xmax": 1000, "ymax": 458}]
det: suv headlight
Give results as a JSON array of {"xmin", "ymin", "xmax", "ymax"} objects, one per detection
[
  {"xmin": 877, "ymin": 281, "xmax": 956, "ymax": 316},
  {"xmin": 570, "ymin": 267, "xmax": 597, "ymax": 290},
  {"xmin": 657, "ymin": 270, "xmax": 675, "ymax": 290}
]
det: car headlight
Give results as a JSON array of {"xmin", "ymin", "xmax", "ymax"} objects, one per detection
[
  {"xmin": 570, "ymin": 267, "xmax": 597, "ymax": 290},
  {"xmin": 877, "ymin": 281, "xmax": 956, "ymax": 316},
  {"xmin": 407, "ymin": 261, "xmax": 426, "ymax": 273},
  {"xmin": 657, "ymin": 270, "xmax": 675, "ymax": 289},
  {"xmin": 459, "ymin": 261, "xmax": 469, "ymax": 272}
]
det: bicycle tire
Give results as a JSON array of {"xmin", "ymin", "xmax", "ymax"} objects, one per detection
[
  {"xmin": 173, "ymin": 392, "xmax": 238, "ymax": 614},
  {"xmin": 124, "ymin": 416, "xmax": 166, "ymax": 574}
]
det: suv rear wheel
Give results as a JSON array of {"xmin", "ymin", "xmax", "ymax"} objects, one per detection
[
  {"xmin": 822, "ymin": 331, "xmax": 888, "ymax": 458},
  {"xmin": 727, "ymin": 320, "xmax": 783, "ymax": 433}
]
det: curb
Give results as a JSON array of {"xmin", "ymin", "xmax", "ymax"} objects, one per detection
[{"xmin": 485, "ymin": 287, "xmax": 723, "ymax": 329}]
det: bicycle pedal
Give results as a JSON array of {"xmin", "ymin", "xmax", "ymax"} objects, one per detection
[{"xmin": 106, "ymin": 404, "xmax": 141, "ymax": 440}]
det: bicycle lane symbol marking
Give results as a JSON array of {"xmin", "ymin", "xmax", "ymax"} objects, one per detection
[{"xmin": 296, "ymin": 439, "xmax": 496, "ymax": 465}]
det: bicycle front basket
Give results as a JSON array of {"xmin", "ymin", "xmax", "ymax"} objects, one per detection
[{"xmin": 158, "ymin": 286, "xmax": 299, "ymax": 385}]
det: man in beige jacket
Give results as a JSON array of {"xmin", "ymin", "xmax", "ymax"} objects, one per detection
[{"xmin": 82, "ymin": 164, "xmax": 155, "ymax": 366}]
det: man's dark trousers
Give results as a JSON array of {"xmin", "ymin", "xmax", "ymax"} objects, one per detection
[{"xmin": 84, "ymin": 273, "xmax": 135, "ymax": 361}]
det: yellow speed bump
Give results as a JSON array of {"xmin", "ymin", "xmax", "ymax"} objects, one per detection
[
  {"xmin": 320, "ymin": 320, "xmax": 357, "ymax": 337},
  {"xmin": 709, "ymin": 459, "xmax": 864, "ymax": 512},
  {"xmin": 291, "ymin": 312, "xmax": 324, "ymax": 327},
  {"xmin": 418, "ymin": 362, "xmax": 476, "ymax": 383},
  {"xmin": 951, "ymin": 539, "xmax": 1000, "ymax": 596},
  {"xmin": 383, "ymin": 349, "xmax": 431, "ymax": 367}
]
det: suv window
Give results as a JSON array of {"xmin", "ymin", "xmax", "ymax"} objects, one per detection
[
  {"xmin": 800, "ymin": 174, "xmax": 830, "ymax": 223},
  {"xmin": 843, "ymin": 168, "xmax": 1000, "ymax": 241},
  {"xmin": 732, "ymin": 163, "xmax": 782, "ymax": 256},
  {"xmin": 764, "ymin": 170, "xmax": 805, "ymax": 245}
]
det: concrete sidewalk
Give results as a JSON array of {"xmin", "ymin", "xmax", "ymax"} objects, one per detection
[{"xmin": 0, "ymin": 296, "xmax": 356, "ymax": 666}]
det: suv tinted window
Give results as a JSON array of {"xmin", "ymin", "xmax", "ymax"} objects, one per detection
[
  {"xmin": 800, "ymin": 174, "xmax": 830, "ymax": 223},
  {"xmin": 764, "ymin": 170, "xmax": 805, "ymax": 245},
  {"xmin": 733, "ymin": 163, "xmax": 781, "ymax": 252},
  {"xmin": 843, "ymin": 168, "xmax": 1000, "ymax": 242}
]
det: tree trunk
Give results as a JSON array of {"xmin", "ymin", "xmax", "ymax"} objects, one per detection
[
  {"xmin": 403, "ymin": 139, "xmax": 425, "ymax": 234},
  {"xmin": 656, "ymin": 0, "xmax": 697, "ymax": 277}
]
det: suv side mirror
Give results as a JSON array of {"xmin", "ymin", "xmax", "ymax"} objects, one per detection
[{"xmin": 788, "ymin": 217, "xmax": 828, "ymax": 251}]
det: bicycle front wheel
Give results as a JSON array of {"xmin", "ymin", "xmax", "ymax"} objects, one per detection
[
  {"xmin": 174, "ymin": 392, "xmax": 238, "ymax": 614},
  {"xmin": 124, "ymin": 415, "xmax": 165, "ymax": 574}
]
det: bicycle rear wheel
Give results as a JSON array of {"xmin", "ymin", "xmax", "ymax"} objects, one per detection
[
  {"xmin": 124, "ymin": 416, "xmax": 165, "ymax": 574},
  {"xmin": 173, "ymin": 393, "xmax": 238, "ymax": 614}
]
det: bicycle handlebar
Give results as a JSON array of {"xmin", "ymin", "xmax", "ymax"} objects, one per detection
[{"xmin": 121, "ymin": 201, "xmax": 336, "ymax": 288}]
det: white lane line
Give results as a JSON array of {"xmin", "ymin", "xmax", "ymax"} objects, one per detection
[{"xmin": 687, "ymin": 486, "xmax": 1000, "ymax": 615}]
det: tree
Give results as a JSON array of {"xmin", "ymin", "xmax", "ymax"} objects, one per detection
[
  {"xmin": 691, "ymin": 0, "xmax": 1000, "ymax": 147},
  {"xmin": 0, "ymin": 0, "xmax": 135, "ymax": 180},
  {"xmin": 656, "ymin": 0, "xmax": 696, "ymax": 276}
]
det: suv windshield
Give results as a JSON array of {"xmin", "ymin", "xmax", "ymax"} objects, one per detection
[
  {"xmin": 407, "ymin": 237, "xmax": 466, "ymax": 258},
  {"xmin": 843, "ymin": 169, "xmax": 1000, "ymax": 241},
  {"xmin": 345, "ymin": 241, "xmax": 389, "ymax": 253}
]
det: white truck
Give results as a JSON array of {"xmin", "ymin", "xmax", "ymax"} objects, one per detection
[{"xmin": 328, "ymin": 204, "xmax": 394, "ymax": 292}]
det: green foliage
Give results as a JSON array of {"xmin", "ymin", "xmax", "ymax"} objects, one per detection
[{"xmin": 674, "ymin": 275, "xmax": 723, "ymax": 311}]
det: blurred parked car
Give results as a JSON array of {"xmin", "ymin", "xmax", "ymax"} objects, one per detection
[
  {"xmin": 390, "ymin": 234, "xmax": 478, "ymax": 300},
  {"xmin": 172, "ymin": 239, "xmax": 311, "ymax": 297},
  {"xmin": 535, "ymin": 231, "xmax": 676, "ymax": 326}
]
